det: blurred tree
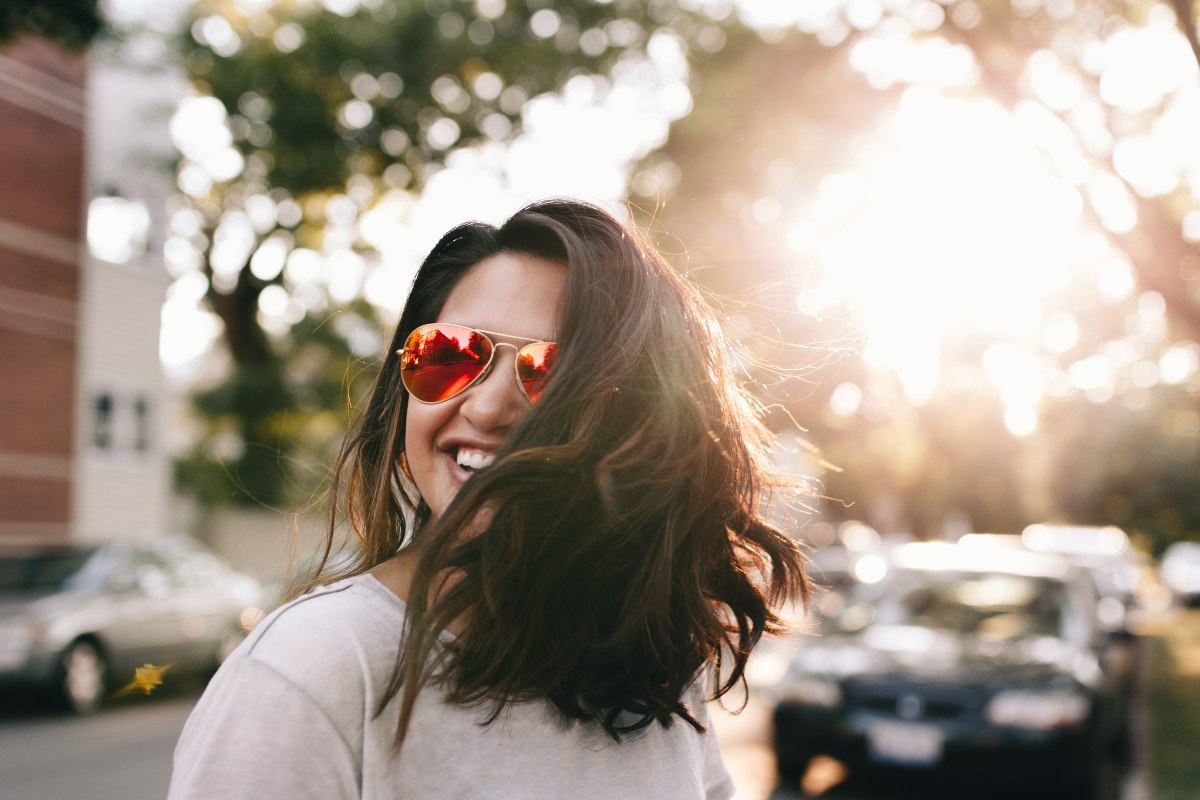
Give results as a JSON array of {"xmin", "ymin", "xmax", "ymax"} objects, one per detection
[
  {"xmin": 0, "ymin": 0, "xmax": 104, "ymax": 50},
  {"xmin": 641, "ymin": 1, "xmax": 1200, "ymax": 549},
  {"xmin": 175, "ymin": 298, "xmax": 384, "ymax": 506},
  {"xmin": 1043, "ymin": 385, "xmax": 1200, "ymax": 548},
  {"xmin": 171, "ymin": 0, "xmax": 1200, "ymax": 539},
  {"xmin": 172, "ymin": 0, "xmax": 731, "ymax": 506}
]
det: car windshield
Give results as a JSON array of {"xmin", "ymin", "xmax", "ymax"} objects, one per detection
[
  {"xmin": 841, "ymin": 570, "xmax": 1067, "ymax": 639},
  {"xmin": 0, "ymin": 548, "xmax": 100, "ymax": 593}
]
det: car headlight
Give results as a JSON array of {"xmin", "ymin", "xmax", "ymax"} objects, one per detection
[
  {"xmin": 779, "ymin": 674, "xmax": 842, "ymax": 709},
  {"xmin": 0, "ymin": 620, "xmax": 44, "ymax": 663},
  {"xmin": 985, "ymin": 689, "xmax": 1090, "ymax": 730}
]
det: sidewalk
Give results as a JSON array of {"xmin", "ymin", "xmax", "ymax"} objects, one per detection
[{"xmin": 1142, "ymin": 607, "xmax": 1200, "ymax": 800}]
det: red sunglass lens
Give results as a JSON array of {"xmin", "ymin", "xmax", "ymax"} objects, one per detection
[
  {"xmin": 516, "ymin": 342, "xmax": 557, "ymax": 404},
  {"xmin": 401, "ymin": 325, "xmax": 492, "ymax": 402}
]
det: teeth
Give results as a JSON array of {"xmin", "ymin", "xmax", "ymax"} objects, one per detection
[{"xmin": 455, "ymin": 449, "xmax": 495, "ymax": 471}]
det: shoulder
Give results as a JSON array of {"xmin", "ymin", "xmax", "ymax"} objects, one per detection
[
  {"xmin": 171, "ymin": 576, "xmax": 406, "ymax": 799},
  {"xmin": 234, "ymin": 573, "xmax": 407, "ymax": 698},
  {"xmin": 174, "ymin": 575, "xmax": 406, "ymax": 769}
]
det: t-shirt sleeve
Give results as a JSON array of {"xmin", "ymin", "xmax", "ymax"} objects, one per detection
[{"xmin": 169, "ymin": 656, "xmax": 360, "ymax": 800}]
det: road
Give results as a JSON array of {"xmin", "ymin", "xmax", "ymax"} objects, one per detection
[
  {"xmin": 0, "ymin": 687, "xmax": 195, "ymax": 800},
  {"xmin": 0, "ymin": 669, "xmax": 1148, "ymax": 800}
]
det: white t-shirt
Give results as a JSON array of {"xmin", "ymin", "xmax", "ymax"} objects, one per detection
[{"xmin": 170, "ymin": 573, "xmax": 735, "ymax": 800}]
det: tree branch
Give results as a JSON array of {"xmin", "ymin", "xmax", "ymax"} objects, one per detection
[{"xmin": 1166, "ymin": 0, "xmax": 1200, "ymax": 70}]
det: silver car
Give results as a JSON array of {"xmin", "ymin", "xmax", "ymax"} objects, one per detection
[{"xmin": 0, "ymin": 537, "xmax": 264, "ymax": 713}]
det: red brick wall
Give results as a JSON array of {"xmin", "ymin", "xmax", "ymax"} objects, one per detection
[
  {"xmin": 0, "ymin": 100, "xmax": 86, "ymax": 239},
  {"xmin": 0, "ymin": 248, "xmax": 78, "ymax": 303},
  {"xmin": 0, "ymin": 36, "xmax": 86, "ymax": 541}
]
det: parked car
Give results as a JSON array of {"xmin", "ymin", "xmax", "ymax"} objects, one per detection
[
  {"xmin": 771, "ymin": 541, "xmax": 1128, "ymax": 797},
  {"xmin": 1021, "ymin": 525, "xmax": 1144, "ymax": 622},
  {"xmin": 1160, "ymin": 541, "xmax": 1200, "ymax": 607},
  {"xmin": 961, "ymin": 529, "xmax": 1143, "ymax": 705},
  {"xmin": 0, "ymin": 537, "xmax": 264, "ymax": 714}
]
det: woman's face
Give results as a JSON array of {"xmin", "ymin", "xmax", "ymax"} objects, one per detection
[{"xmin": 405, "ymin": 251, "xmax": 567, "ymax": 520}]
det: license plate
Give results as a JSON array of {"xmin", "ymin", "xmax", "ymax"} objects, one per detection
[{"xmin": 867, "ymin": 720, "xmax": 944, "ymax": 766}]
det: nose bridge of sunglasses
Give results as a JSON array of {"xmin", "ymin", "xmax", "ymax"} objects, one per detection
[
  {"xmin": 478, "ymin": 341, "xmax": 518, "ymax": 383},
  {"xmin": 470, "ymin": 343, "xmax": 544, "ymax": 403}
]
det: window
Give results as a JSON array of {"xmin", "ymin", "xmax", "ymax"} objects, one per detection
[
  {"xmin": 133, "ymin": 396, "xmax": 151, "ymax": 452},
  {"xmin": 92, "ymin": 392, "xmax": 113, "ymax": 449}
]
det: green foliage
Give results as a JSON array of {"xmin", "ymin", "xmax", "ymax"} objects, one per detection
[
  {"xmin": 0, "ymin": 0, "xmax": 103, "ymax": 50},
  {"xmin": 187, "ymin": 0, "xmax": 658, "ymax": 195},
  {"xmin": 1044, "ymin": 387, "xmax": 1200, "ymax": 553},
  {"xmin": 174, "ymin": 0, "xmax": 1200, "ymax": 547},
  {"xmin": 174, "ymin": 0, "xmax": 727, "ymax": 507},
  {"xmin": 178, "ymin": 300, "xmax": 384, "ymax": 508}
]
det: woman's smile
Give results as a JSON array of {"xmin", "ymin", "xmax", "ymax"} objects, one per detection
[{"xmin": 454, "ymin": 448, "xmax": 495, "ymax": 472}]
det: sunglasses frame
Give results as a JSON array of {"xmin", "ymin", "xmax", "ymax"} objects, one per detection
[{"xmin": 398, "ymin": 323, "xmax": 558, "ymax": 405}]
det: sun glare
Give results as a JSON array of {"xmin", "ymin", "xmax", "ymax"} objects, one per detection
[{"xmin": 791, "ymin": 87, "xmax": 1121, "ymax": 416}]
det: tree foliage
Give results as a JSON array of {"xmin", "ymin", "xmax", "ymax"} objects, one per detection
[
  {"xmin": 0, "ymin": 0, "xmax": 104, "ymax": 50},
  {"xmin": 173, "ymin": 0, "xmax": 728, "ymax": 506},
  {"xmin": 175, "ymin": 298, "xmax": 384, "ymax": 506},
  {"xmin": 171, "ymin": 0, "xmax": 1200, "ymax": 554},
  {"xmin": 642, "ymin": 0, "xmax": 1200, "ymax": 551}
]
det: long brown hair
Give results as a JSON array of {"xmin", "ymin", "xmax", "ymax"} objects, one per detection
[{"xmin": 292, "ymin": 199, "xmax": 810, "ymax": 748}]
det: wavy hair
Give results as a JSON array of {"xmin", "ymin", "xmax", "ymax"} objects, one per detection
[{"xmin": 292, "ymin": 198, "xmax": 810, "ymax": 749}]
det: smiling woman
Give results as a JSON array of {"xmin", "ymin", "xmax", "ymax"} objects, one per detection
[{"xmin": 168, "ymin": 198, "xmax": 811, "ymax": 799}]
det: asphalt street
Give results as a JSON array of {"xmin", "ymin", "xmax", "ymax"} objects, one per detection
[
  {"xmin": 0, "ymin": 671, "xmax": 1148, "ymax": 800},
  {"xmin": 0, "ymin": 690, "xmax": 193, "ymax": 800}
]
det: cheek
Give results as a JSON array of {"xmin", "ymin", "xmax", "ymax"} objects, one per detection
[
  {"xmin": 404, "ymin": 402, "xmax": 445, "ymax": 492},
  {"xmin": 404, "ymin": 404, "xmax": 432, "ymax": 460}
]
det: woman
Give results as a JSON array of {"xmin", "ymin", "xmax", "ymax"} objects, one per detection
[{"xmin": 170, "ymin": 199, "xmax": 809, "ymax": 798}]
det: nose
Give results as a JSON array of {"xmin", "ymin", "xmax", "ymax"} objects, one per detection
[{"xmin": 458, "ymin": 344, "xmax": 529, "ymax": 432}]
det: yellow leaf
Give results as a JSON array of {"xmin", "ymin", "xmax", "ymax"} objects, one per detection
[{"xmin": 115, "ymin": 663, "xmax": 172, "ymax": 697}]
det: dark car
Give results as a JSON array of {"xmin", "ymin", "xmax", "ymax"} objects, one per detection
[
  {"xmin": 961, "ymin": 529, "xmax": 1143, "ymax": 713},
  {"xmin": 771, "ymin": 542, "xmax": 1127, "ymax": 797},
  {"xmin": 0, "ymin": 537, "xmax": 264, "ymax": 714}
]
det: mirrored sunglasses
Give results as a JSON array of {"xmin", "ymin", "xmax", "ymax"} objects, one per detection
[{"xmin": 398, "ymin": 323, "xmax": 558, "ymax": 404}]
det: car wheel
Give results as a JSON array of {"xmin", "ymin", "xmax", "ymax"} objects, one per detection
[{"xmin": 60, "ymin": 639, "xmax": 107, "ymax": 715}]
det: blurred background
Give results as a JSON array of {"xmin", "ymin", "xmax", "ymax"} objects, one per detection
[{"xmin": 1, "ymin": 0, "xmax": 1198, "ymax": 798}]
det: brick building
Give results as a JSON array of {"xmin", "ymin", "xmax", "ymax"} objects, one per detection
[
  {"xmin": 0, "ymin": 34, "xmax": 170, "ymax": 544},
  {"xmin": 0, "ymin": 37, "xmax": 87, "ymax": 542}
]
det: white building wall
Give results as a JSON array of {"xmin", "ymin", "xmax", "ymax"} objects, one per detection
[
  {"xmin": 71, "ymin": 33, "xmax": 182, "ymax": 542},
  {"xmin": 73, "ymin": 254, "xmax": 171, "ymax": 541}
]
